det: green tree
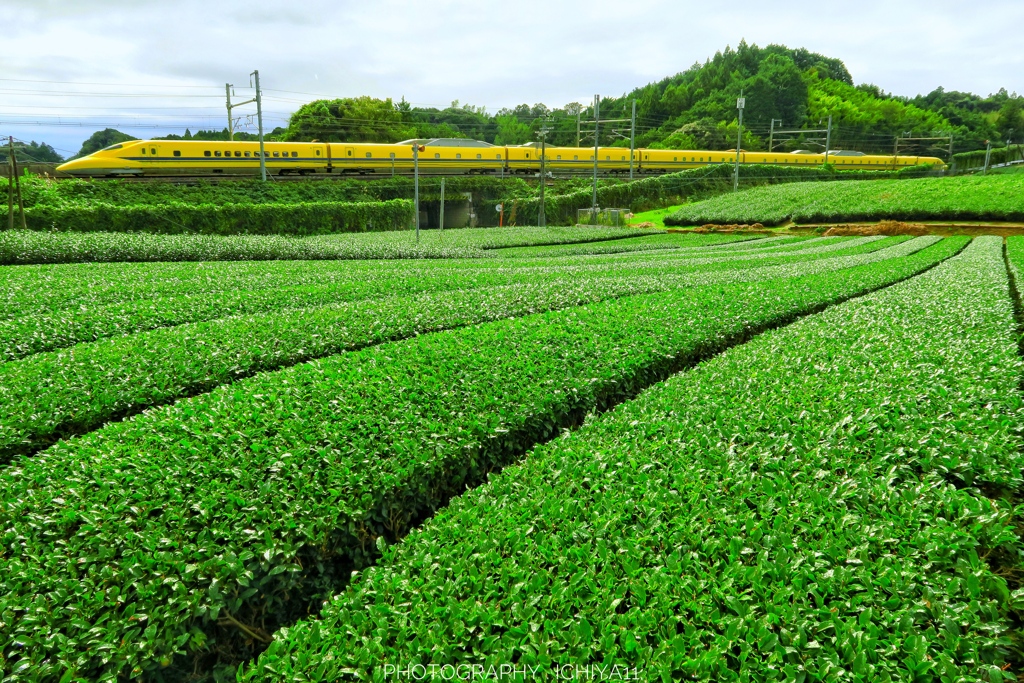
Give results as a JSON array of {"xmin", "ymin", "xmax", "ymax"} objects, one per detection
[
  {"xmin": 75, "ymin": 128, "xmax": 138, "ymax": 158},
  {"xmin": 493, "ymin": 113, "xmax": 532, "ymax": 145},
  {"xmin": 0, "ymin": 140, "xmax": 64, "ymax": 163},
  {"xmin": 283, "ymin": 97, "xmax": 413, "ymax": 143},
  {"xmin": 995, "ymin": 96, "xmax": 1024, "ymax": 141}
]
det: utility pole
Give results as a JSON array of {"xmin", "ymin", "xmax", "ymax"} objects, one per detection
[
  {"xmin": 629, "ymin": 99, "xmax": 636, "ymax": 180},
  {"xmin": 823, "ymin": 115, "xmax": 832, "ymax": 166},
  {"xmin": 591, "ymin": 94, "xmax": 600, "ymax": 212},
  {"xmin": 768, "ymin": 119, "xmax": 782, "ymax": 153},
  {"xmin": 413, "ymin": 143, "xmax": 421, "ymax": 241},
  {"xmin": 225, "ymin": 84, "xmax": 234, "ymax": 140},
  {"xmin": 439, "ymin": 177, "xmax": 445, "ymax": 232},
  {"xmin": 251, "ymin": 70, "xmax": 267, "ymax": 182},
  {"xmin": 733, "ymin": 92, "xmax": 744, "ymax": 192},
  {"xmin": 983, "ymin": 140, "xmax": 992, "ymax": 175},
  {"xmin": 537, "ymin": 122, "xmax": 550, "ymax": 227},
  {"xmin": 576, "ymin": 110, "xmax": 581, "ymax": 147},
  {"xmin": 7, "ymin": 137, "xmax": 26, "ymax": 230},
  {"xmin": 6, "ymin": 137, "xmax": 13, "ymax": 231}
]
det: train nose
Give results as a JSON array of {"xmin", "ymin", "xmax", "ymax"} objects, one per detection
[{"xmin": 56, "ymin": 158, "xmax": 89, "ymax": 175}]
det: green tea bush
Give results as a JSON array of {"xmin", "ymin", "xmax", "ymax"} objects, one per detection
[
  {"xmin": 0, "ymin": 238, "xmax": 961, "ymax": 681},
  {"xmin": 244, "ymin": 238, "xmax": 1021, "ymax": 682}
]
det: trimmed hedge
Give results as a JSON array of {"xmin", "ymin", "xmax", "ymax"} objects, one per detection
[
  {"xmin": 952, "ymin": 144, "xmax": 1023, "ymax": 172},
  {"xmin": 19, "ymin": 199, "xmax": 414, "ymax": 236}
]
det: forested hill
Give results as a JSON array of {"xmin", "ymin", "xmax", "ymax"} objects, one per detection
[
  {"xmin": 68, "ymin": 42, "xmax": 1023, "ymax": 159},
  {"xmin": 595, "ymin": 41, "xmax": 1018, "ymax": 155},
  {"xmin": 276, "ymin": 42, "xmax": 1020, "ymax": 157}
]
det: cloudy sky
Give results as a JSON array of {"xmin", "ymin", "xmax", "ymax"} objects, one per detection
[{"xmin": 3, "ymin": 0, "xmax": 1022, "ymax": 158}]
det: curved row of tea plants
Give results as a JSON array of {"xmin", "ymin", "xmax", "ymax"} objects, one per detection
[
  {"xmin": 0, "ymin": 237, "xmax": 877, "ymax": 360},
  {"xmin": 0, "ymin": 224, "xmax": 652, "ymax": 266},
  {"xmin": 0, "ymin": 234, "xmax": 790, "ymax": 321},
  {"xmin": 665, "ymin": 174, "xmax": 1024, "ymax": 226},
  {"xmin": 246, "ymin": 237, "xmax": 1023, "ymax": 682},
  {"xmin": 0, "ymin": 238, "xmax": 964, "ymax": 682},
  {"xmin": 0, "ymin": 237, "xmax": 911, "ymax": 461}
]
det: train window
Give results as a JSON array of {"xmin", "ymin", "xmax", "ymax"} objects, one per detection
[
  {"xmin": 273, "ymin": 151, "xmax": 279, "ymax": 157},
  {"xmin": 456, "ymin": 153, "xmax": 461, "ymax": 159},
  {"xmin": 224, "ymin": 151, "xmax": 230, "ymax": 157},
  {"xmin": 526, "ymin": 153, "xmax": 530, "ymax": 159},
  {"xmin": 496, "ymin": 154, "xmax": 501, "ymax": 159},
  {"xmin": 205, "ymin": 151, "xmax": 211, "ymax": 157},
  {"xmin": 316, "ymin": 150, "xmax": 321, "ymax": 156},
  {"xmin": 214, "ymin": 151, "xmax": 222, "ymax": 157},
  {"xmin": 556, "ymin": 155, "xmax": 562, "ymax": 160},
  {"xmin": 574, "ymin": 155, "xmax": 578, "ymax": 160},
  {"xmin": 476, "ymin": 153, "xmax": 482, "ymax": 159},
  {"xmin": 292, "ymin": 152, "xmax": 298, "ymax": 158},
  {"xmin": 151, "ymin": 148, "xmax": 156, "ymax": 155},
  {"xmin": 434, "ymin": 153, "xmax": 440, "ymax": 159},
  {"xmin": 390, "ymin": 152, "xmax": 396, "ymax": 159},
  {"xmin": 590, "ymin": 155, "xmax": 594, "ymax": 160},
  {"xmin": 366, "ymin": 152, "xmax": 372, "ymax": 158},
  {"xmin": 621, "ymin": 156, "xmax": 625, "ymax": 161},
  {"xmin": 141, "ymin": 148, "xmax": 146, "ymax": 155},
  {"xmin": 699, "ymin": 157, "xmax": 703, "ymax": 162},
  {"xmin": 233, "ymin": 151, "xmax": 240, "ymax": 157},
  {"xmin": 173, "ymin": 150, "xmax": 181, "ymax": 157},
  {"xmin": 605, "ymin": 156, "xmax": 610, "ymax": 160},
  {"xmin": 347, "ymin": 150, "xmax": 353, "ymax": 157},
  {"xmin": 244, "ymin": 152, "xmax": 250, "ymax": 157},
  {"xmin": 643, "ymin": 155, "xmax": 648, "ymax": 160},
  {"xmin": 673, "ymin": 156, "xmax": 677, "ymax": 161}
]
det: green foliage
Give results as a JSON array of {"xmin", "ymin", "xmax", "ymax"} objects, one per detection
[
  {"xmin": 157, "ymin": 128, "xmax": 262, "ymax": 142},
  {"xmin": 953, "ymin": 144, "xmax": 1024, "ymax": 172},
  {"xmin": 74, "ymin": 128, "xmax": 138, "ymax": 158},
  {"xmin": 0, "ymin": 236, "xmax": 957, "ymax": 681},
  {"xmin": 239, "ymin": 236, "xmax": 1024, "ymax": 683},
  {"xmin": 21, "ymin": 198, "xmax": 414, "ymax": 236},
  {"xmin": 0, "ymin": 140, "xmax": 64, "ymax": 164},
  {"xmin": 5, "ymin": 174, "xmax": 530, "ymax": 213},
  {"xmin": 282, "ymin": 97, "xmax": 414, "ymax": 143},
  {"xmin": 0, "ymin": 224, "xmax": 646, "ymax": 266},
  {"xmin": 806, "ymin": 72, "xmax": 959, "ymax": 151},
  {"xmin": 2, "ymin": 235, "xmax": 829, "ymax": 459},
  {"xmin": 512, "ymin": 164, "xmax": 925, "ymax": 226},
  {"xmin": 666, "ymin": 174, "xmax": 1024, "ymax": 225}
]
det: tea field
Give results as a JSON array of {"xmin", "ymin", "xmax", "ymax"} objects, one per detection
[
  {"xmin": 2, "ymin": 228, "xmax": 1023, "ymax": 682},
  {"xmin": 664, "ymin": 174, "xmax": 1024, "ymax": 226}
]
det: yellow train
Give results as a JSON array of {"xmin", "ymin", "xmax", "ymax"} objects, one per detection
[{"xmin": 56, "ymin": 138, "xmax": 944, "ymax": 177}]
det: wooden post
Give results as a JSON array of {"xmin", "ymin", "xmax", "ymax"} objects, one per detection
[{"xmin": 6, "ymin": 137, "xmax": 13, "ymax": 231}]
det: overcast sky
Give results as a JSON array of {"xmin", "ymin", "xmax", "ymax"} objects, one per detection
[{"xmin": 3, "ymin": 0, "xmax": 1022, "ymax": 158}]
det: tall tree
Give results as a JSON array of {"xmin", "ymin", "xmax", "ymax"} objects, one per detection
[{"xmin": 75, "ymin": 129, "xmax": 138, "ymax": 158}]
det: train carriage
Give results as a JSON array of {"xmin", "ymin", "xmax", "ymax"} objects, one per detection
[{"xmin": 57, "ymin": 138, "xmax": 946, "ymax": 177}]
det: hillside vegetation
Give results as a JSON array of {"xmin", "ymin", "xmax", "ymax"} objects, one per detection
[{"xmin": 664, "ymin": 175, "xmax": 1024, "ymax": 226}]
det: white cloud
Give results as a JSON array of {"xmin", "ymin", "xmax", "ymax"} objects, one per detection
[{"xmin": 2, "ymin": 0, "xmax": 1021, "ymax": 156}]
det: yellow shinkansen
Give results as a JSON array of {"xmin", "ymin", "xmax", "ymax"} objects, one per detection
[{"xmin": 56, "ymin": 138, "xmax": 945, "ymax": 177}]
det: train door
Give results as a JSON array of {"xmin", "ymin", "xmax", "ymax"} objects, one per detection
[{"xmin": 344, "ymin": 147, "xmax": 355, "ymax": 169}]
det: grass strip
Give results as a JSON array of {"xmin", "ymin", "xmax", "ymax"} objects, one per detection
[
  {"xmin": 246, "ymin": 237, "xmax": 1024, "ymax": 682},
  {"xmin": 0, "ymin": 238, "xmax": 964, "ymax": 682}
]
